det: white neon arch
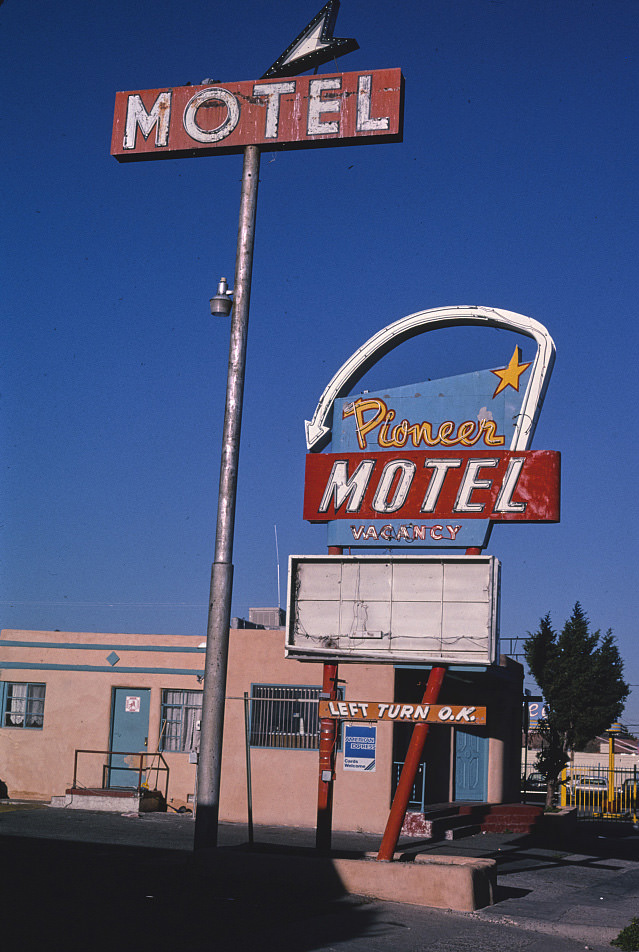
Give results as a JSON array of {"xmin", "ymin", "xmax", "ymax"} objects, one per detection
[{"xmin": 305, "ymin": 306, "xmax": 556, "ymax": 453}]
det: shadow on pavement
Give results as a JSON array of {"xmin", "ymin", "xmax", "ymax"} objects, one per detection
[
  {"xmin": 0, "ymin": 832, "xmax": 386, "ymax": 951},
  {"xmin": 403, "ymin": 818, "xmax": 639, "ymax": 889},
  {"xmin": 491, "ymin": 883, "xmax": 532, "ymax": 902}
]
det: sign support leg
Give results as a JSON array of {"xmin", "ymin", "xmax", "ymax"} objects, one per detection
[
  {"xmin": 194, "ymin": 144, "xmax": 261, "ymax": 851},
  {"xmin": 376, "ymin": 664, "xmax": 447, "ymax": 861},
  {"xmin": 316, "ymin": 543, "xmax": 343, "ymax": 852},
  {"xmin": 316, "ymin": 661, "xmax": 339, "ymax": 852}
]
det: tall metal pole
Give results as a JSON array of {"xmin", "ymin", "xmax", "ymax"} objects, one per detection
[{"xmin": 194, "ymin": 144, "xmax": 261, "ymax": 850}]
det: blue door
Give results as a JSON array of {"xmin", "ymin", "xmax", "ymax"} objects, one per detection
[
  {"xmin": 454, "ymin": 729, "xmax": 488, "ymax": 801},
  {"xmin": 108, "ymin": 688, "xmax": 151, "ymax": 788}
]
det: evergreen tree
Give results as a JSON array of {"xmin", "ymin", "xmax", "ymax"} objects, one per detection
[{"xmin": 524, "ymin": 602, "xmax": 629, "ymax": 805}]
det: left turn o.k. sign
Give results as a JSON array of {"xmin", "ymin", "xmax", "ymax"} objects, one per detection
[{"xmin": 111, "ymin": 68, "xmax": 403, "ymax": 161}]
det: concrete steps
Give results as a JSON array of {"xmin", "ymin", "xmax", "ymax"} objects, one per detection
[
  {"xmin": 50, "ymin": 787, "xmax": 165, "ymax": 813},
  {"xmin": 402, "ymin": 803, "xmax": 544, "ymax": 840},
  {"xmin": 460, "ymin": 803, "xmax": 544, "ymax": 835}
]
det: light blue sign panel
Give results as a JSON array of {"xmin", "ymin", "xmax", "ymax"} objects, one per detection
[
  {"xmin": 326, "ymin": 361, "xmax": 530, "ymax": 548},
  {"xmin": 344, "ymin": 723, "xmax": 376, "ymax": 772},
  {"xmin": 331, "ymin": 366, "xmax": 529, "ymax": 454}
]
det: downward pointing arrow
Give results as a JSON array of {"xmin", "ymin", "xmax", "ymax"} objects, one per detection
[
  {"xmin": 283, "ymin": 20, "xmax": 333, "ymax": 66},
  {"xmin": 262, "ymin": 0, "xmax": 359, "ymax": 79}
]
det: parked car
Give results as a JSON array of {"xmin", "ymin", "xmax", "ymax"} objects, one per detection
[
  {"xmin": 616, "ymin": 778, "xmax": 638, "ymax": 805},
  {"xmin": 522, "ymin": 771, "xmax": 547, "ymax": 793},
  {"xmin": 521, "ymin": 771, "xmax": 556, "ymax": 802},
  {"xmin": 568, "ymin": 774, "xmax": 607, "ymax": 790},
  {"xmin": 565, "ymin": 775, "xmax": 608, "ymax": 801}
]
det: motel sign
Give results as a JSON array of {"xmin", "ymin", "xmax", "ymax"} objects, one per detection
[
  {"xmin": 303, "ymin": 305, "xmax": 560, "ymax": 549},
  {"xmin": 110, "ymin": 1, "xmax": 405, "ymax": 852},
  {"xmin": 111, "ymin": 69, "xmax": 403, "ymax": 161}
]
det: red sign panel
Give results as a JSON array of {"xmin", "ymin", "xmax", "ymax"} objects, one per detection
[
  {"xmin": 111, "ymin": 68, "xmax": 403, "ymax": 161},
  {"xmin": 303, "ymin": 449, "xmax": 560, "ymax": 523}
]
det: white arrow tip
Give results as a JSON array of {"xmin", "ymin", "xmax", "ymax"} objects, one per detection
[{"xmin": 305, "ymin": 419, "xmax": 330, "ymax": 450}]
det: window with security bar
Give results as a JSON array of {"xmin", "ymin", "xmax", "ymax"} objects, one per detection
[
  {"xmin": 1, "ymin": 682, "xmax": 46, "ymax": 729},
  {"xmin": 249, "ymin": 684, "xmax": 342, "ymax": 750},
  {"xmin": 159, "ymin": 689, "xmax": 202, "ymax": 752}
]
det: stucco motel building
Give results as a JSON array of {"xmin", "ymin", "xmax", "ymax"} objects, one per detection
[{"xmin": 0, "ymin": 624, "xmax": 523, "ymax": 830}]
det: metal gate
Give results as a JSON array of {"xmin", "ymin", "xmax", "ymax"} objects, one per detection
[{"xmin": 560, "ymin": 765, "xmax": 638, "ymax": 822}]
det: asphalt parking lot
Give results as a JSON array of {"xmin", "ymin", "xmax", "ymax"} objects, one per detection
[{"xmin": 1, "ymin": 803, "xmax": 637, "ymax": 951}]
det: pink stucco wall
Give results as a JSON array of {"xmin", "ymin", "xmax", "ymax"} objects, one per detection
[
  {"xmin": 0, "ymin": 629, "xmax": 204, "ymax": 807},
  {"xmin": 220, "ymin": 628, "xmax": 395, "ymax": 832},
  {"xmin": 0, "ymin": 628, "xmax": 522, "ymax": 833},
  {"xmin": 0, "ymin": 627, "xmax": 395, "ymax": 830}
]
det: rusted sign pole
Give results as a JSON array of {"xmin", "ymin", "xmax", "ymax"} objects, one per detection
[
  {"xmin": 194, "ymin": 144, "xmax": 261, "ymax": 850},
  {"xmin": 316, "ymin": 542, "xmax": 343, "ymax": 851},
  {"xmin": 111, "ymin": 24, "xmax": 403, "ymax": 851},
  {"xmin": 376, "ymin": 664, "xmax": 447, "ymax": 861},
  {"xmin": 316, "ymin": 660, "xmax": 339, "ymax": 851}
]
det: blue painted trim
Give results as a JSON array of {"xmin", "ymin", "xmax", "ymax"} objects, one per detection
[
  {"xmin": 0, "ymin": 640, "xmax": 205, "ymax": 653},
  {"xmin": 0, "ymin": 662, "xmax": 204, "ymax": 675}
]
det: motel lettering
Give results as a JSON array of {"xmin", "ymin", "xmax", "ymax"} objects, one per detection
[
  {"xmin": 304, "ymin": 449, "xmax": 560, "ymax": 523},
  {"xmin": 112, "ymin": 68, "xmax": 403, "ymax": 160}
]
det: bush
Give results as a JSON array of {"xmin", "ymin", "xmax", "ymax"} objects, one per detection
[{"xmin": 611, "ymin": 917, "xmax": 639, "ymax": 950}]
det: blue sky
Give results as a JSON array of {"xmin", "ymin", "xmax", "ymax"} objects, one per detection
[{"xmin": 2, "ymin": 1, "xmax": 638, "ymax": 726}]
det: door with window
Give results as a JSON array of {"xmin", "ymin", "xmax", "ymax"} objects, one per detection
[
  {"xmin": 108, "ymin": 688, "xmax": 151, "ymax": 788},
  {"xmin": 454, "ymin": 728, "xmax": 488, "ymax": 801}
]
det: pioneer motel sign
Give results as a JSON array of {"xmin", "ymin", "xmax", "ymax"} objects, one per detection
[
  {"xmin": 288, "ymin": 306, "xmax": 559, "ymax": 666},
  {"xmin": 303, "ymin": 305, "xmax": 560, "ymax": 550}
]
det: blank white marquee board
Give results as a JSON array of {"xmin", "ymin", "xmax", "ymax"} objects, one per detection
[{"xmin": 286, "ymin": 554, "xmax": 500, "ymax": 665}]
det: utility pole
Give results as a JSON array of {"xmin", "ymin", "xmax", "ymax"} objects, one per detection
[{"xmin": 194, "ymin": 145, "xmax": 261, "ymax": 850}]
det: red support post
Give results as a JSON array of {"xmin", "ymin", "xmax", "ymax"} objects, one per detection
[
  {"xmin": 316, "ymin": 543, "xmax": 343, "ymax": 852},
  {"xmin": 316, "ymin": 661, "xmax": 339, "ymax": 852},
  {"xmin": 376, "ymin": 664, "xmax": 447, "ymax": 861}
]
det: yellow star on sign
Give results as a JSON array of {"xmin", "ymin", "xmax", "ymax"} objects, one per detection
[{"xmin": 491, "ymin": 346, "xmax": 532, "ymax": 398}]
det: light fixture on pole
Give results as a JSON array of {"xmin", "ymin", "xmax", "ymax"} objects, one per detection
[{"xmin": 210, "ymin": 277, "xmax": 234, "ymax": 317}]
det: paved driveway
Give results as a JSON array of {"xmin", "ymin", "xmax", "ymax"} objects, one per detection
[{"xmin": 0, "ymin": 805, "xmax": 636, "ymax": 951}]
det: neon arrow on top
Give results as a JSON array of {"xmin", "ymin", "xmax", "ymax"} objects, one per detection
[{"xmin": 262, "ymin": 0, "xmax": 359, "ymax": 78}]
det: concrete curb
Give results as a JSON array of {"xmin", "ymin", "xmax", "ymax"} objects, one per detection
[
  {"xmin": 195, "ymin": 847, "xmax": 497, "ymax": 912},
  {"xmin": 477, "ymin": 913, "xmax": 618, "ymax": 948}
]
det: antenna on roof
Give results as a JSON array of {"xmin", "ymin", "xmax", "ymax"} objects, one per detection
[{"xmin": 274, "ymin": 525, "xmax": 281, "ymax": 609}]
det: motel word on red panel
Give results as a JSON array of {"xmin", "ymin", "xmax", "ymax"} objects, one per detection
[{"xmin": 112, "ymin": 68, "xmax": 403, "ymax": 161}]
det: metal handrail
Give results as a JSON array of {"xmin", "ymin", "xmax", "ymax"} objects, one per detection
[
  {"xmin": 71, "ymin": 749, "xmax": 170, "ymax": 802},
  {"xmin": 392, "ymin": 760, "xmax": 427, "ymax": 812}
]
